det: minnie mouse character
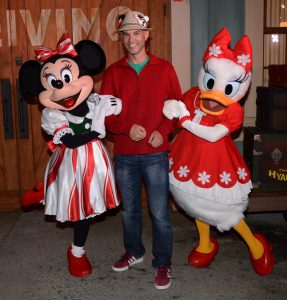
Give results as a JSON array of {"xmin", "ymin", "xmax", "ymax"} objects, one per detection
[
  {"xmin": 163, "ymin": 28, "xmax": 274, "ymax": 276},
  {"xmin": 19, "ymin": 32, "xmax": 121, "ymax": 277}
]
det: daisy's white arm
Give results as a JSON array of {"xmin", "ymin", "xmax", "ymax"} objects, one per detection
[
  {"xmin": 176, "ymin": 100, "xmax": 229, "ymax": 142},
  {"xmin": 181, "ymin": 121, "xmax": 229, "ymax": 142}
]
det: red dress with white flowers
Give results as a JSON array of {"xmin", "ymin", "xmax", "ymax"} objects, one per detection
[{"xmin": 169, "ymin": 87, "xmax": 252, "ymax": 231}]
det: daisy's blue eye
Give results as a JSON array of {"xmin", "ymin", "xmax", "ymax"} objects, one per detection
[
  {"xmin": 225, "ymin": 81, "xmax": 240, "ymax": 97},
  {"xmin": 203, "ymin": 72, "xmax": 215, "ymax": 90}
]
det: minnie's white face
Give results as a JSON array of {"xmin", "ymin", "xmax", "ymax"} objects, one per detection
[{"xmin": 39, "ymin": 58, "xmax": 93, "ymax": 110}]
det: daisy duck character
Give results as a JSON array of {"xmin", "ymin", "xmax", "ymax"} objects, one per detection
[
  {"xmin": 163, "ymin": 28, "xmax": 274, "ymax": 276},
  {"xmin": 19, "ymin": 32, "xmax": 121, "ymax": 277}
]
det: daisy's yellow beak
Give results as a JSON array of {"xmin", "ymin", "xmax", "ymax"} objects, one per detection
[{"xmin": 200, "ymin": 90, "xmax": 235, "ymax": 116}]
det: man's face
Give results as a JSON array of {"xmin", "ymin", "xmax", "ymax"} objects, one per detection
[{"xmin": 121, "ymin": 30, "xmax": 149, "ymax": 56}]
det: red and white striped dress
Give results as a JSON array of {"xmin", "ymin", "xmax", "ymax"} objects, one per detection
[{"xmin": 41, "ymin": 100, "xmax": 120, "ymax": 222}]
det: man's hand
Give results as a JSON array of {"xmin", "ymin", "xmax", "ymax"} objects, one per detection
[
  {"xmin": 129, "ymin": 124, "xmax": 146, "ymax": 141},
  {"xmin": 148, "ymin": 130, "xmax": 163, "ymax": 148}
]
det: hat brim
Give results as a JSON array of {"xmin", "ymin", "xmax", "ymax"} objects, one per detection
[{"xmin": 117, "ymin": 25, "xmax": 152, "ymax": 32}]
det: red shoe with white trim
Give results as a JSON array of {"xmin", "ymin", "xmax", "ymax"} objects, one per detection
[
  {"xmin": 155, "ymin": 266, "xmax": 171, "ymax": 289},
  {"xmin": 112, "ymin": 252, "xmax": 143, "ymax": 271}
]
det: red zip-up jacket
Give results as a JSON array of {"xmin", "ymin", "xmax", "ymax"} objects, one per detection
[{"xmin": 100, "ymin": 53, "xmax": 182, "ymax": 155}]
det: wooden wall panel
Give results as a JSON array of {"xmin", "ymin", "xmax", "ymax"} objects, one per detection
[
  {"xmin": 0, "ymin": 0, "xmax": 20, "ymax": 192},
  {"xmin": 149, "ymin": 0, "xmax": 171, "ymax": 61},
  {"xmin": 9, "ymin": 0, "xmax": 40, "ymax": 191}
]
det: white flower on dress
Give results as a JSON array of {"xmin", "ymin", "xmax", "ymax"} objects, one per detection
[
  {"xmin": 237, "ymin": 54, "xmax": 251, "ymax": 66},
  {"xmin": 169, "ymin": 158, "xmax": 174, "ymax": 169},
  {"xmin": 220, "ymin": 171, "xmax": 232, "ymax": 185},
  {"xmin": 237, "ymin": 167, "xmax": 247, "ymax": 180},
  {"xmin": 177, "ymin": 165, "xmax": 190, "ymax": 178},
  {"xmin": 198, "ymin": 171, "xmax": 211, "ymax": 185},
  {"xmin": 209, "ymin": 43, "xmax": 222, "ymax": 57}
]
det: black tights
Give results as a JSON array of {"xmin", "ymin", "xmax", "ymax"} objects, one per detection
[{"xmin": 73, "ymin": 219, "xmax": 90, "ymax": 247}]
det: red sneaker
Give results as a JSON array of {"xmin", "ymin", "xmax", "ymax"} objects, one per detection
[
  {"xmin": 155, "ymin": 266, "xmax": 171, "ymax": 290},
  {"xmin": 20, "ymin": 182, "xmax": 44, "ymax": 207},
  {"xmin": 67, "ymin": 246, "xmax": 92, "ymax": 277},
  {"xmin": 112, "ymin": 252, "xmax": 143, "ymax": 272}
]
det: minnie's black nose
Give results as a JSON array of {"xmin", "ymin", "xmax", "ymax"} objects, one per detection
[{"xmin": 52, "ymin": 79, "xmax": 64, "ymax": 89}]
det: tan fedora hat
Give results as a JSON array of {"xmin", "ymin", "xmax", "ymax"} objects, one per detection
[{"xmin": 117, "ymin": 11, "xmax": 152, "ymax": 32}]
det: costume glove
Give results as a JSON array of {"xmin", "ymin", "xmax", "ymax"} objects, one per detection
[{"xmin": 61, "ymin": 131, "xmax": 100, "ymax": 148}]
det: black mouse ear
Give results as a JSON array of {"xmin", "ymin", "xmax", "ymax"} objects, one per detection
[
  {"xmin": 75, "ymin": 40, "xmax": 106, "ymax": 75},
  {"xmin": 19, "ymin": 60, "xmax": 43, "ymax": 97}
]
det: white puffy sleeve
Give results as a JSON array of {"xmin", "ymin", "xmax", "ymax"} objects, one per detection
[{"xmin": 41, "ymin": 108, "xmax": 74, "ymax": 144}]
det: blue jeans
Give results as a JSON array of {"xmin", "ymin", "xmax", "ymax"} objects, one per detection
[{"xmin": 115, "ymin": 151, "xmax": 173, "ymax": 268}]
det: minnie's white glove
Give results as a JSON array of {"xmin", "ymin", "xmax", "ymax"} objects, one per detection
[{"xmin": 97, "ymin": 95, "xmax": 122, "ymax": 116}]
